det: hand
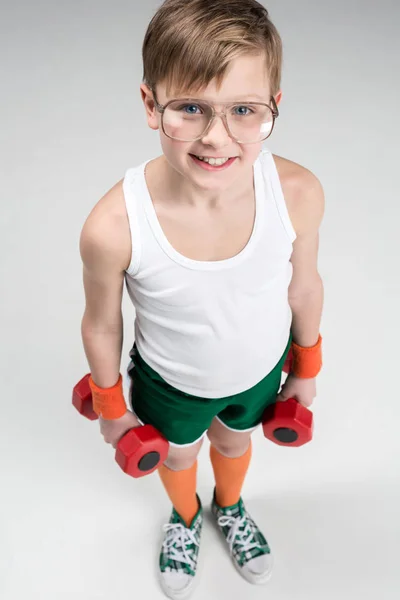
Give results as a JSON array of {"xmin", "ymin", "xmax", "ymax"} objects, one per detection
[
  {"xmin": 99, "ymin": 409, "xmax": 141, "ymax": 449},
  {"xmin": 276, "ymin": 373, "xmax": 317, "ymax": 408}
]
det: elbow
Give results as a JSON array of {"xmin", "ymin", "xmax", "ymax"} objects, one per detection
[
  {"xmin": 81, "ymin": 311, "xmax": 123, "ymax": 336},
  {"xmin": 288, "ymin": 275, "xmax": 323, "ymax": 303}
]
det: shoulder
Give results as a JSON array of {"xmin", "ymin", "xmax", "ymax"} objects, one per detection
[
  {"xmin": 272, "ymin": 153, "xmax": 325, "ymax": 236},
  {"xmin": 80, "ymin": 177, "xmax": 131, "ymax": 272}
]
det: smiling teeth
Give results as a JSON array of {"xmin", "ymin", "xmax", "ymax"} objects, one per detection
[{"xmin": 196, "ymin": 156, "xmax": 230, "ymax": 166}]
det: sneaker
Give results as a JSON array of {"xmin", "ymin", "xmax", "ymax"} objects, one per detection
[
  {"xmin": 159, "ymin": 496, "xmax": 203, "ymax": 599},
  {"xmin": 211, "ymin": 489, "xmax": 273, "ymax": 584}
]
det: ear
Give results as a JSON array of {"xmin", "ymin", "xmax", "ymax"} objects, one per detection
[
  {"xmin": 274, "ymin": 89, "xmax": 283, "ymax": 107},
  {"xmin": 140, "ymin": 84, "xmax": 160, "ymax": 131}
]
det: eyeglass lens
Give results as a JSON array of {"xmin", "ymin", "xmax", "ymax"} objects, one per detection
[{"xmin": 162, "ymin": 100, "xmax": 274, "ymax": 142}]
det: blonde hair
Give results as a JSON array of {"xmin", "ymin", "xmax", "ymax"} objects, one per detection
[{"xmin": 142, "ymin": 0, "xmax": 283, "ymax": 98}]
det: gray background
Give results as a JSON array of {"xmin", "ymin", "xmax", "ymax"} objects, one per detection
[{"xmin": 1, "ymin": 0, "xmax": 399, "ymax": 598}]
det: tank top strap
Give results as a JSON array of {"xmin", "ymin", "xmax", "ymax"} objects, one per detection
[
  {"xmin": 260, "ymin": 149, "xmax": 297, "ymax": 244},
  {"xmin": 122, "ymin": 160, "xmax": 152, "ymax": 277}
]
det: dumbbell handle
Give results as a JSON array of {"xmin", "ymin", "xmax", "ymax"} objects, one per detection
[{"xmin": 282, "ymin": 349, "xmax": 293, "ymax": 375}]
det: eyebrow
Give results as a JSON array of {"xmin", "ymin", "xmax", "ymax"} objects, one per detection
[
  {"xmin": 231, "ymin": 94, "xmax": 266, "ymax": 101},
  {"xmin": 176, "ymin": 94, "xmax": 268, "ymax": 102}
]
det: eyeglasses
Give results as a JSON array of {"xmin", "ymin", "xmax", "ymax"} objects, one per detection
[{"xmin": 149, "ymin": 87, "xmax": 279, "ymax": 144}]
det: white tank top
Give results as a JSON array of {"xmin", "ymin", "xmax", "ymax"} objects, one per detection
[{"xmin": 123, "ymin": 148, "xmax": 296, "ymax": 398}]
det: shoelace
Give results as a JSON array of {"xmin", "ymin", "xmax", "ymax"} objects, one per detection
[
  {"xmin": 218, "ymin": 514, "xmax": 261, "ymax": 556},
  {"xmin": 162, "ymin": 523, "xmax": 199, "ymax": 570}
]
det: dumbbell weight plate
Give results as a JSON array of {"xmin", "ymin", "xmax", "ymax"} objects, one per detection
[
  {"xmin": 116, "ymin": 425, "xmax": 169, "ymax": 477},
  {"xmin": 263, "ymin": 398, "xmax": 313, "ymax": 447}
]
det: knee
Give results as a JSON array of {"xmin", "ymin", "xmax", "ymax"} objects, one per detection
[
  {"xmin": 163, "ymin": 440, "xmax": 203, "ymax": 471},
  {"xmin": 207, "ymin": 431, "xmax": 251, "ymax": 459},
  {"xmin": 164, "ymin": 455, "xmax": 197, "ymax": 471}
]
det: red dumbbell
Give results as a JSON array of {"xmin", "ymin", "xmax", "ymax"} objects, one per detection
[
  {"xmin": 72, "ymin": 374, "xmax": 169, "ymax": 477},
  {"xmin": 262, "ymin": 348, "xmax": 314, "ymax": 447},
  {"xmin": 282, "ymin": 349, "xmax": 293, "ymax": 377}
]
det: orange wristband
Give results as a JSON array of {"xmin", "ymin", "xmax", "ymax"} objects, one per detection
[
  {"xmin": 88, "ymin": 373, "xmax": 127, "ymax": 420},
  {"xmin": 290, "ymin": 334, "xmax": 323, "ymax": 379}
]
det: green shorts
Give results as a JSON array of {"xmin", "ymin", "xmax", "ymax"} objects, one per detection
[{"xmin": 127, "ymin": 333, "xmax": 292, "ymax": 447}]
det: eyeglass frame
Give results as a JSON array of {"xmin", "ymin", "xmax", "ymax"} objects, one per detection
[{"xmin": 149, "ymin": 86, "xmax": 279, "ymax": 144}]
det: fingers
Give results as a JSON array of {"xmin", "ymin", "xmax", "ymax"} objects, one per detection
[
  {"xmin": 276, "ymin": 391, "xmax": 289, "ymax": 402},
  {"xmin": 299, "ymin": 397, "xmax": 314, "ymax": 408}
]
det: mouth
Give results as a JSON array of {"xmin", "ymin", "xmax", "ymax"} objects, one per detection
[{"xmin": 189, "ymin": 154, "xmax": 238, "ymax": 170}]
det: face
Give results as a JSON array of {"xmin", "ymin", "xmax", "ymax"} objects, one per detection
[{"xmin": 140, "ymin": 53, "xmax": 282, "ymax": 192}]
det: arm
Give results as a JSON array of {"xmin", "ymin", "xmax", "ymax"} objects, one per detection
[
  {"xmin": 288, "ymin": 171, "xmax": 325, "ymax": 347},
  {"xmin": 276, "ymin": 170, "xmax": 325, "ymax": 407},
  {"xmin": 79, "ymin": 184, "xmax": 131, "ymax": 389}
]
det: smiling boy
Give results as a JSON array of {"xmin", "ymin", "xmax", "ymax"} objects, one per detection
[{"xmin": 80, "ymin": 1, "xmax": 324, "ymax": 598}]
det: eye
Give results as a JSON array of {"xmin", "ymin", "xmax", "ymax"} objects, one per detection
[
  {"xmin": 233, "ymin": 105, "xmax": 254, "ymax": 116},
  {"xmin": 177, "ymin": 104, "xmax": 203, "ymax": 114}
]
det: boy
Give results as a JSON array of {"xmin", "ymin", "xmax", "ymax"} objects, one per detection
[{"xmin": 80, "ymin": 0, "xmax": 324, "ymax": 598}]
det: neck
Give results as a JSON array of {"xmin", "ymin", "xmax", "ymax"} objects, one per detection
[{"xmin": 160, "ymin": 155, "xmax": 254, "ymax": 209}]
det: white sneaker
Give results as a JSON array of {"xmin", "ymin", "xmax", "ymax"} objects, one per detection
[
  {"xmin": 211, "ymin": 489, "xmax": 273, "ymax": 584},
  {"xmin": 158, "ymin": 497, "xmax": 203, "ymax": 599}
]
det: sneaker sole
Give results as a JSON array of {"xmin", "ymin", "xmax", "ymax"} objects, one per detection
[
  {"xmin": 231, "ymin": 551, "xmax": 274, "ymax": 585},
  {"xmin": 158, "ymin": 573, "xmax": 198, "ymax": 600}
]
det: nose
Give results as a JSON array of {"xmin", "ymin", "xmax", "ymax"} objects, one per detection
[{"xmin": 200, "ymin": 113, "xmax": 233, "ymax": 146}]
